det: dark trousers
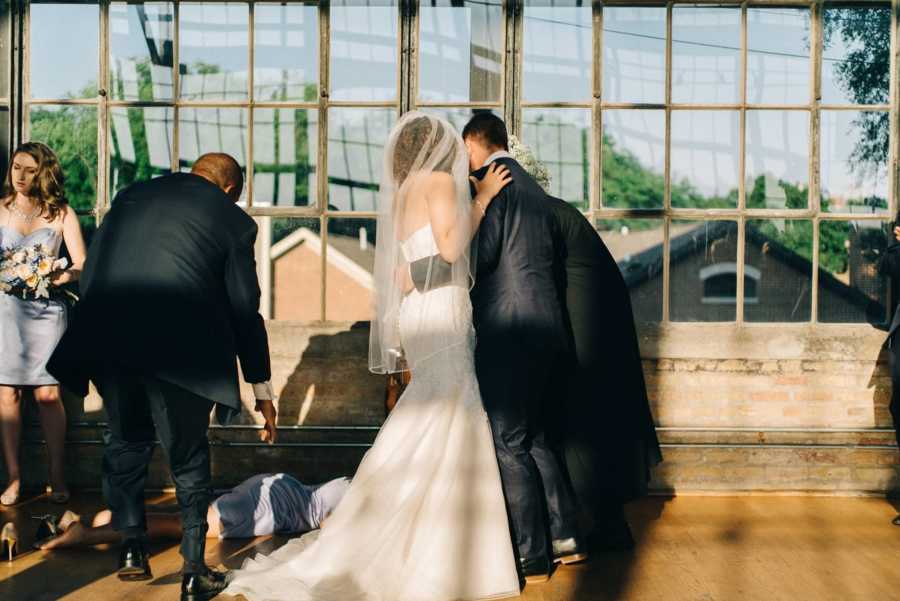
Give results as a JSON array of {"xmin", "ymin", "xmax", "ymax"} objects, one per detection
[
  {"xmin": 476, "ymin": 342, "xmax": 579, "ymax": 561},
  {"xmin": 96, "ymin": 368, "xmax": 214, "ymax": 573},
  {"xmin": 890, "ymin": 336, "xmax": 900, "ymax": 448}
]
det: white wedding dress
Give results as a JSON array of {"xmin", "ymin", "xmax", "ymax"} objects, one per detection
[{"xmin": 225, "ymin": 224, "xmax": 520, "ymax": 601}]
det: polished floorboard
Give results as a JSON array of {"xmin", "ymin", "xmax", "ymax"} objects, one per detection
[{"xmin": 1, "ymin": 493, "xmax": 899, "ymax": 601}]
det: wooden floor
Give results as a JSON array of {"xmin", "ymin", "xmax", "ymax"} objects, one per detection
[{"xmin": 1, "ymin": 493, "xmax": 899, "ymax": 601}]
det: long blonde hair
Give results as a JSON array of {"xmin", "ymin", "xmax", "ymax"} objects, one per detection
[{"xmin": 2, "ymin": 142, "xmax": 67, "ymax": 221}]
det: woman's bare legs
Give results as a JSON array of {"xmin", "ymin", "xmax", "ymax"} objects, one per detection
[
  {"xmin": 0, "ymin": 385, "xmax": 22, "ymax": 504},
  {"xmin": 33, "ymin": 385, "xmax": 68, "ymax": 498}
]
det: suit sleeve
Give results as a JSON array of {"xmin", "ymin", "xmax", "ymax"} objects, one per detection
[
  {"xmin": 225, "ymin": 221, "xmax": 271, "ymax": 384},
  {"xmin": 879, "ymin": 241, "xmax": 900, "ymax": 278},
  {"xmin": 475, "ymin": 188, "xmax": 507, "ymax": 277}
]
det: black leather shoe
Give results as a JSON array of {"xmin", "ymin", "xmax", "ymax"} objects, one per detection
[
  {"xmin": 181, "ymin": 567, "xmax": 231, "ymax": 601},
  {"xmin": 552, "ymin": 537, "xmax": 589, "ymax": 565},
  {"xmin": 117, "ymin": 539, "xmax": 152, "ymax": 581},
  {"xmin": 519, "ymin": 555, "xmax": 551, "ymax": 584}
]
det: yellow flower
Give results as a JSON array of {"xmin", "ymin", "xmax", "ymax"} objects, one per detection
[
  {"xmin": 15, "ymin": 264, "xmax": 33, "ymax": 280},
  {"xmin": 37, "ymin": 258, "xmax": 53, "ymax": 276},
  {"xmin": 25, "ymin": 273, "xmax": 39, "ymax": 289}
]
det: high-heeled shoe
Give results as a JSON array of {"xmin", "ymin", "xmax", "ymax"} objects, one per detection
[
  {"xmin": 32, "ymin": 510, "xmax": 81, "ymax": 550},
  {"xmin": 1, "ymin": 523, "xmax": 18, "ymax": 562},
  {"xmin": 1, "ymin": 481, "xmax": 21, "ymax": 506}
]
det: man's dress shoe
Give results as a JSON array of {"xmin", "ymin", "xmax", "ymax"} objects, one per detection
[
  {"xmin": 519, "ymin": 555, "xmax": 551, "ymax": 584},
  {"xmin": 181, "ymin": 567, "xmax": 231, "ymax": 601},
  {"xmin": 117, "ymin": 539, "xmax": 152, "ymax": 581},
  {"xmin": 552, "ymin": 537, "xmax": 589, "ymax": 565}
]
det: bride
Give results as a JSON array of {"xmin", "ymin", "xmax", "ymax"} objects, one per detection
[{"xmin": 225, "ymin": 112, "xmax": 519, "ymax": 601}]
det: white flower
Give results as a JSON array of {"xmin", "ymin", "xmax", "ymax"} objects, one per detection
[
  {"xmin": 508, "ymin": 134, "xmax": 552, "ymax": 194},
  {"xmin": 0, "ymin": 282, "xmax": 10, "ymax": 292},
  {"xmin": 11, "ymin": 250, "xmax": 25, "ymax": 264},
  {"xmin": 15, "ymin": 263, "xmax": 34, "ymax": 280},
  {"xmin": 37, "ymin": 258, "xmax": 53, "ymax": 276},
  {"xmin": 52, "ymin": 257, "xmax": 69, "ymax": 271}
]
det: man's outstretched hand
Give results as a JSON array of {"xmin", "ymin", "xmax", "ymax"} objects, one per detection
[{"xmin": 255, "ymin": 398, "xmax": 278, "ymax": 444}]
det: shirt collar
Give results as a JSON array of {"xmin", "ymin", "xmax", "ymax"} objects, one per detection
[{"xmin": 482, "ymin": 150, "xmax": 512, "ymax": 168}]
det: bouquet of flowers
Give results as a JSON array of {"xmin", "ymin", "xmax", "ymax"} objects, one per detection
[
  {"xmin": 508, "ymin": 134, "xmax": 552, "ymax": 194},
  {"xmin": 0, "ymin": 243, "xmax": 73, "ymax": 302}
]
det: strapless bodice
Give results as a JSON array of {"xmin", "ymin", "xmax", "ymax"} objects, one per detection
[
  {"xmin": 0, "ymin": 225, "xmax": 63, "ymax": 255},
  {"xmin": 400, "ymin": 223, "xmax": 439, "ymax": 263}
]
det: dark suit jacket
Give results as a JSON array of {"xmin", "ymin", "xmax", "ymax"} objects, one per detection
[
  {"xmin": 48, "ymin": 173, "xmax": 270, "ymax": 415},
  {"xmin": 880, "ymin": 241, "xmax": 900, "ymax": 338},
  {"xmin": 412, "ymin": 157, "xmax": 567, "ymax": 352},
  {"xmin": 548, "ymin": 197, "xmax": 662, "ymax": 503}
]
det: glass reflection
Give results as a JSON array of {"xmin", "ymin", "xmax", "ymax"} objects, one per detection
[
  {"xmin": 822, "ymin": 5, "xmax": 890, "ymax": 106},
  {"xmin": 28, "ymin": 105, "xmax": 98, "ymax": 213},
  {"xmin": 745, "ymin": 110, "xmax": 809, "ymax": 210},
  {"xmin": 178, "ymin": 108, "xmax": 248, "ymax": 176},
  {"xmin": 747, "ymin": 7, "xmax": 810, "ymax": 105},
  {"xmin": 818, "ymin": 220, "xmax": 888, "ymax": 323},
  {"xmin": 603, "ymin": 6, "xmax": 666, "ymax": 105},
  {"xmin": 259, "ymin": 218, "xmax": 322, "ymax": 321},
  {"xmin": 521, "ymin": 109, "xmax": 590, "ymax": 210},
  {"xmin": 110, "ymin": 107, "xmax": 173, "ymax": 198},
  {"xmin": 671, "ymin": 5, "xmax": 740, "ymax": 104},
  {"xmin": 601, "ymin": 110, "xmax": 664, "ymax": 209},
  {"xmin": 745, "ymin": 219, "xmax": 812, "ymax": 322},
  {"xmin": 523, "ymin": 4, "xmax": 591, "ymax": 103},
  {"xmin": 179, "ymin": 3, "xmax": 249, "ymax": 101},
  {"xmin": 253, "ymin": 108, "xmax": 318, "ymax": 207},
  {"xmin": 30, "ymin": 3, "xmax": 99, "ymax": 99},
  {"xmin": 820, "ymin": 110, "xmax": 888, "ymax": 214},
  {"xmin": 110, "ymin": 3, "xmax": 174, "ymax": 102},
  {"xmin": 330, "ymin": 1, "xmax": 398, "ymax": 101},
  {"xmin": 670, "ymin": 110, "xmax": 739, "ymax": 208},
  {"xmin": 597, "ymin": 219, "xmax": 663, "ymax": 323},
  {"xmin": 419, "ymin": 1, "xmax": 502, "ymax": 103},
  {"xmin": 670, "ymin": 220, "xmax": 738, "ymax": 322},
  {"xmin": 254, "ymin": 3, "xmax": 318, "ymax": 102},
  {"xmin": 325, "ymin": 218, "xmax": 377, "ymax": 322},
  {"xmin": 328, "ymin": 109, "xmax": 395, "ymax": 212}
]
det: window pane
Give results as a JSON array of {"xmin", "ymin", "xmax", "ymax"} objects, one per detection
[
  {"xmin": 328, "ymin": 108, "xmax": 396, "ymax": 212},
  {"xmin": 262, "ymin": 218, "xmax": 322, "ymax": 320},
  {"xmin": 253, "ymin": 108, "xmax": 318, "ymax": 207},
  {"xmin": 670, "ymin": 220, "xmax": 738, "ymax": 322},
  {"xmin": 419, "ymin": 0, "xmax": 503, "ymax": 103},
  {"xmin": 110, "ymin": 3, "xmax": 174, "ymax": 102},
  {"xmin": 30, "ymin": 3, "xmax": 99, "ymax": 99},
  {"xmin": 602, "ymin": 109, "xmax": 664, "ymax": 209},
  {"xmin": 0, "ymin": 1, "xmax": 9, "ymax": 99},
  {"xmin": 745, "ymin": 110, "xmax": 809, "ymax": 210},
  {"xmin": 178, "ymin": 107, "xmax": 248, "ymax": 181},
  {"xmin": 597, "ymin": 219, "xmax": 663, "ymax": 323},
  {"xmin": 419, "ymin": 107, "xmax": 496, "ymax": 135},
  {"xmin": 671, "ymin": 5, "xmax": 740, "ymax": 104},
  {"xmin": 330, "ymin": 1, "xmax": 398, "ymax": 101},
  {"xmin": 254, "ymin": 3, "xmax": 318, "ymax": 102},
  {"xmin": 820, "ymin": 110, "xmax": 888, "ymax": 214},
  {"xmin": 523, "ymin": 4, "xmax": 591, "ymax": 103},
  {"xmin": 818, "ymin": 220, "xmax": 888, "ymax": 324},
  {"xmin": 325, "ymin": 217, "xmax": 376, "ymax": 322},
  {"xmin": 745, "ymin": 219, "xmax": 812, "ymax": 322},
  {"xmin": 670, "ymin": 110, "xmax": 739, "ymax": 209},
  {"xmin": 521, "ymin": 108, "xmax": 590, "ymax": 210},
  {"xmin": 29, "ymin": 105, "xmax": 98, "ymax": 212},
  {"xmin": 110, "ymin": 107, "xmax": 173, "ymax": 198},
  {"xmin": 747, "ymin": 7, "xmax": 810, "ymax": 105},
  {"xmin": 822, "ymin": 4, "xmax": 890, "ymax": 106},
  {"xmin": 179, "ymin": 3, "xmax": 248, "ymax": 101},
  {"xmin": 603, "ymin": 6, "xmax": 666, "ymax": 105},
  {"xmin": 0, "ymin": 107, "xmax": 8, "ymax": 174}
]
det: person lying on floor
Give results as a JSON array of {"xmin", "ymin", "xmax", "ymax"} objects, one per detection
[{"xmin": 40, "ymin": 473, "xmax": 350, "ymax": 549}]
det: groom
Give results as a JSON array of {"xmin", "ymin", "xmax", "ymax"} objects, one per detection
[
  {"xmin": 408, "ymin": 113, "xmax": 582, "ymax": 582},
  {"xmin": 49, "ymin": 153, "xmax": 276, "ymax": 601}
]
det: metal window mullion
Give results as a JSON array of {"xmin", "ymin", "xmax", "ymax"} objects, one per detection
[
  {"xmin": 20, "ymin": 0, "xmax": 28, "ymax": 145},
  {"xmin": 171, "ymin": 0, "xmax": 180, "ymax": 174},
  {"xmin": 247, "ymin": 1, "xmax": 254, "ymax": 207},
  {"xmin": 405, "ymin": 0, "xmax": 417, "ymax": 112},
  {"xmin": 506, "ymin": 0, "xmax": 522, "ymax": 136},
  {"xmin": 11, "ymin": 0, "xmax": 23, "ymax": 150},
  {"xmin": 589, "ymin": 1, "xmax": 601, "ymax": 215},
  {"xmin": 736, "ymin": 1, "xmax": 748, "ymax": 324},
  {"xmin": 810, "ymin": 0, "xmax": 823, "ymax": 323},
  {"xmin": 889, "ymin": 0, "xmax": 900, "ymax": 221},
  {"xmin": 98, "ymin": 0, "xmax": 110, "ymax": 215},
  {"xmin": 662, "ymin": 1, "xmax": 673, "ymax": 324},
  {"xmin": 318, "ymin": 1, "xmax": 330, "ymax": 322}
]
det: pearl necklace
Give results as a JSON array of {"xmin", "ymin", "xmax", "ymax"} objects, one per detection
[{"xmin": 9, "ymin": 199, "xmax": 41, "ymax": 223}]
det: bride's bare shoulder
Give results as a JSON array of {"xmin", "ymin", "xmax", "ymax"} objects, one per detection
[{"xmin": 424, "ymin": 171, "xmax": 455, "ymax": 197}]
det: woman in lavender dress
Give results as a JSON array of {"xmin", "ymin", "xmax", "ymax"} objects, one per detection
[{"xmin": 0, "ymin": 142, "xmax": 86, "ymax": 506}]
